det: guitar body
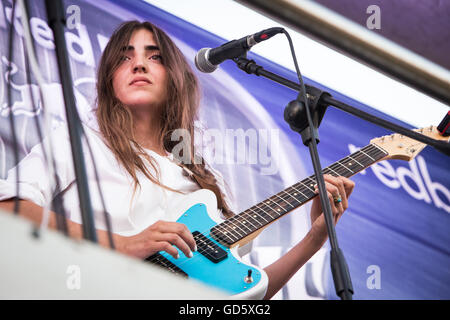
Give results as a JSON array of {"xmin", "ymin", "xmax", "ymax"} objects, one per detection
[{"xmin": 153, "ymin": 189, "xmax": 268, "ymax": 299}]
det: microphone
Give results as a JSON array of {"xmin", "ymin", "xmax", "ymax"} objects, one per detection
[{"xmin": 195, "ymin": 27, "xmax": 284, "ymax": 73}]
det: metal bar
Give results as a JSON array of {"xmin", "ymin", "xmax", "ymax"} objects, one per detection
[{"xmin": 236, "ymin": 0, "xmax": 450, "ymax": 105}]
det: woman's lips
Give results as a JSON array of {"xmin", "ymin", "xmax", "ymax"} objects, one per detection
[
  {"xmin": 131, "ymin": 80, "xmax": 150, "ymax": 86},
  {"xmin": 130, "ymin": 77, "xmax": 151, "ymax": 86}
]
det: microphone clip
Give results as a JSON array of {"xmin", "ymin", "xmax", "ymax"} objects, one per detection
[{"xmin": 233, "ymin": 55, "xmax": 262, "ymax": 75}]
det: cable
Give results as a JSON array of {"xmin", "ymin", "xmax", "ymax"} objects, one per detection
[
  {"xmin": 19, "ymin": 0, "xmax": 114, "ymax": 249},
  {"xmin": 21, "ymin": 0, "xmax": 69, "ymax": 235},
  {"xmin": 18, "ymin": 0, "xmax": 67, "ymax": 236},
  {"xmin": 6, "ymin": 0, "xmax": 20, "ymax": 214},
  {"xmin": 281, "ymin": 29, "xmax": 341, "ymax": 248},
  {"xmin": 281, "ymin": 29, "xmax": 353, "ymax": 300},
  {"xmin": 82, "ymin": 128, "xmax": 115, "ymax": 249}
]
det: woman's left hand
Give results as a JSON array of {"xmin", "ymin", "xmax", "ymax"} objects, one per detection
[{"xmin": 309, "ymin": 174, "xmax": 355, "ymax": 246}]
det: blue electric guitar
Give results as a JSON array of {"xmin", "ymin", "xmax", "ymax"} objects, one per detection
[{"xmin": 144, "ymin": 127, "xmax": 447, "ymax": 299}]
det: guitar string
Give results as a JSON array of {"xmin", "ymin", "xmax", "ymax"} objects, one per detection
[
  {"xmin": 145, "ymin": 144, "xmax": 385, "ymax": 269},
  {"xmin": 145, "ymin": 144, "xmax": 386, "ymax": 268},
  {"xmin": 212, "ymin": 144, "xmax": 386, "ymax": 239},
  {"xmin": 145, "ymin": 144, "xmax": 385, "ymax": 268}
]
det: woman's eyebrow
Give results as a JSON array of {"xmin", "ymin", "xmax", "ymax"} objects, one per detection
[
  {"xmin": 145, "ymin": 45, "xmax": 160, "ymax": 51},
  {"xmin": 122, "ymin": 45, "xmax": 160, "ymax": 52}
]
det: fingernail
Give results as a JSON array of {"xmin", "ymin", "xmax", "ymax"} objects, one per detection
[
  {"xmin": 193, "ymin": 244, "xmax": 198, "ymax": 252},
  {"xmin": 175, "ymin": 253, "xmax": 180, "ymax": 260},
  {"xmin": 188, "ymin": 251, "xmax": 193, "ymax": 258}
]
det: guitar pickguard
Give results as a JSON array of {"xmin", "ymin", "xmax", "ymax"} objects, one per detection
[{"xmin": 147, "ymin": 202, "xmax": 263, "ymax": 296}]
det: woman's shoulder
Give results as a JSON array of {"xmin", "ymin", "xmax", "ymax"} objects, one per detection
[
  {"xmin": 43, "ymin": 120, "xmax": 100, "ymax": 144},
  {"xmin": 34, "ymin": 119, "xmax": 108, "ymax": 160}
]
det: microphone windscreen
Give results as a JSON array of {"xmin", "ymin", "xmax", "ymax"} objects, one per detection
[{"xmin": 194, "ymin": 48, "xmax": 218, "ymax": 73}]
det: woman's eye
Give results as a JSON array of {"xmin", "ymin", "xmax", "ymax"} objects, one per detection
[
  {"xmin": 150, "ymin": 54, "xmax": 162, "ymax": 61},
  {"xmin": 121, "ymin": 56, "xmax": 131, "ymax": 61}
]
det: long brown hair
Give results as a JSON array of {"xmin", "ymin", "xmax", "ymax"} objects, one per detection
[{"xmin": 95, "ymin": 20, "xmax": 233, "ymax": 218}]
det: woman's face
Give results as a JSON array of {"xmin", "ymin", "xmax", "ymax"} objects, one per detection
[{"xmin": 112, "ymin": 28, "xmax": 168, "ymax": 112}]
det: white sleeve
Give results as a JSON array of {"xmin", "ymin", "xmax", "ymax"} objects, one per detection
[{"xmin": 0, "ymin": 125, "xmax": 74, "ymax": 207}]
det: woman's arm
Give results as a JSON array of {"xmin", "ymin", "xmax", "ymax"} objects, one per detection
[
  {"xmin": 263, "ymin": 229, "xmax": 323, "ymax": 300},
  {"xmin": 262, "ymin": 175, "xmax": 355, "ymax": 300},
  {"xmin": 0, "ymin": 199, "xmax": 124, "ymax": 250},
  {"xmin": 0, "ymin": 199, "xmax": 197, "ymax": 260}
]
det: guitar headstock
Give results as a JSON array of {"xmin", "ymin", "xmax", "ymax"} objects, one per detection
[{"xmin": 370, "ymin": 126, "xmax": 450, "ymax": 161}]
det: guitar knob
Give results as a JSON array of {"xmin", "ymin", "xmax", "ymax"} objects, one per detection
[{"xmin": 244, "ymin": 269, "xmax": 253, "ymax": 283}]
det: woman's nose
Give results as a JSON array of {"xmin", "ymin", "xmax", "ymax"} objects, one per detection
[
  {"xmin": 132, "ymin": 56, "xmax": 147, "ymax": 73},
  {"xmin": 133, "ymin": 63, "xmax": 146, "ymax": 73}
]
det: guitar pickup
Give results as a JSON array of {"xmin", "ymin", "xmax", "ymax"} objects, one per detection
[{"xmin": 193, "ymin": 231, "xmax": 228, "ymax": 263}]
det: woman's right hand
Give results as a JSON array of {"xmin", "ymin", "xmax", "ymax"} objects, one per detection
[{"xmin": 118, "ymin": 220, "xmax": 197, "ymax": 260}]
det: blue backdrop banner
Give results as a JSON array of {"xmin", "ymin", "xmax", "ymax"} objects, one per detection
[{"xmin": 0, "ymin": 0, "xmax": 448, "ymax": 299}]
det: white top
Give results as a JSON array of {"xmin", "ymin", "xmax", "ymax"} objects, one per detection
[{"xmin": 0, "ymin": 123, "xmax": 230, "ymax": 236}]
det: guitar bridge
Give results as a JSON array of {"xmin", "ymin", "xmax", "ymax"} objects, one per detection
[{"xmin": 193, "ymin": 231, "xmax": 228, "ymax": 263}]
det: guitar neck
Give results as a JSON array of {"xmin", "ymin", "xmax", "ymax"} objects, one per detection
[{"xmin": 210, "ymin": 143, "xmax": 388, "ymax": 247}]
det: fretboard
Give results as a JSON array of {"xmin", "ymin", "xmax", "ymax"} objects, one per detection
[{"xmin": 210, "ymin": 143, "xmax": 388, "ymax": 247}]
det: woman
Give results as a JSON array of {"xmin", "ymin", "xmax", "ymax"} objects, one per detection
[{"xmin": 0, "ymin": 21, "xmax": 354, "ymax": 299}]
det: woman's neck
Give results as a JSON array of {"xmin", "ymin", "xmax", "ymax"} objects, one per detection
[{"xmin": 132, "ymin": 109, "xmax": 166, "ymax": 156}]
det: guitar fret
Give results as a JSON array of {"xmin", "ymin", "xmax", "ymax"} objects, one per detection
[
  {"xmin": 224, "ymin": 217, "xmax": 248, "ymax": 237},
  {"xmin": 371, "ymin": 142, "xmax": 388, "ymax": 155},
  {"xmin": 210, "ymin": 223, "xmax": 241, "ymax": 246},
  {"xmin": 359, "ymin": 147, "xmax": 376, "ymax": 161},
  {"xmin": 250, "ymin": 207, "xmax": 270, "ymax": 224},
  {"xmin": 261, "ymin": 198, "xmax": 282, "ymax": 215},
  {"xmin": 280, "ymin": 189, "xmax": 304, "ymax": 206},
  {"xmin": 353, "ymin": 152, "xmax": 374, "ymax": 167},
  {"xmin": 288, "ymin": 185, "xmax": 308, "ymax": 200},
  {"xmin": 213, "ymin": 230, "xmax": 234, "ymax": 244},
  {"xmin": 226, "ymin": 211, "xmax": 256, "ymax": 235},
  {"xmin": 325, "ymin": 165, "xmax": 341, "ymax": 177},
  {"xmin": 347, "ymin": 154, "xmax": 364, "ymax": 169},
  {"xmin": 273, "ymin": 193, "xmax": 295, "ymax": 208},
  {"xmin": 299, "ymin": 179, "xmax": 315, "ymax": 192},
  {"xmin": 232, "ymin": 214, "xmax": 255, "ymax": 233},
  {"xmin": 214, "ymin": 223, "xmax": 240, "ymax": 241},
  {"xmin": 243, "ymin": 208, "xmax": 263, "ymax": 228},
  {"xmin": 354, "ymin": 150, "xmax": 375, "ymax": 165},
  {"xmin": 336, "ymin": 161, "xmax": 354, "ymax": 175},
  {"xmin": 253, "ymin": 204, "xmax": 275, "ymax": 223},
  {"xmin": 362, "ymin": 144, "xmax": 387, "ymax": 161},
  {"xmin": 263, "ymin": 198, "xmax": 286, "ymax": 216},
  {"xmin": 237, "ymin": 215, "xmax": 258, "ymax": 234}
]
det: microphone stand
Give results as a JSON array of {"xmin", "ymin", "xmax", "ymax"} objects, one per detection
[
  {"xmin": 232, "ymin": 56, "xmax": 450, "ymax": 300},
  {"xmin": 45, "ymin": 0, "xmax": 97, "ymax": 242}
]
